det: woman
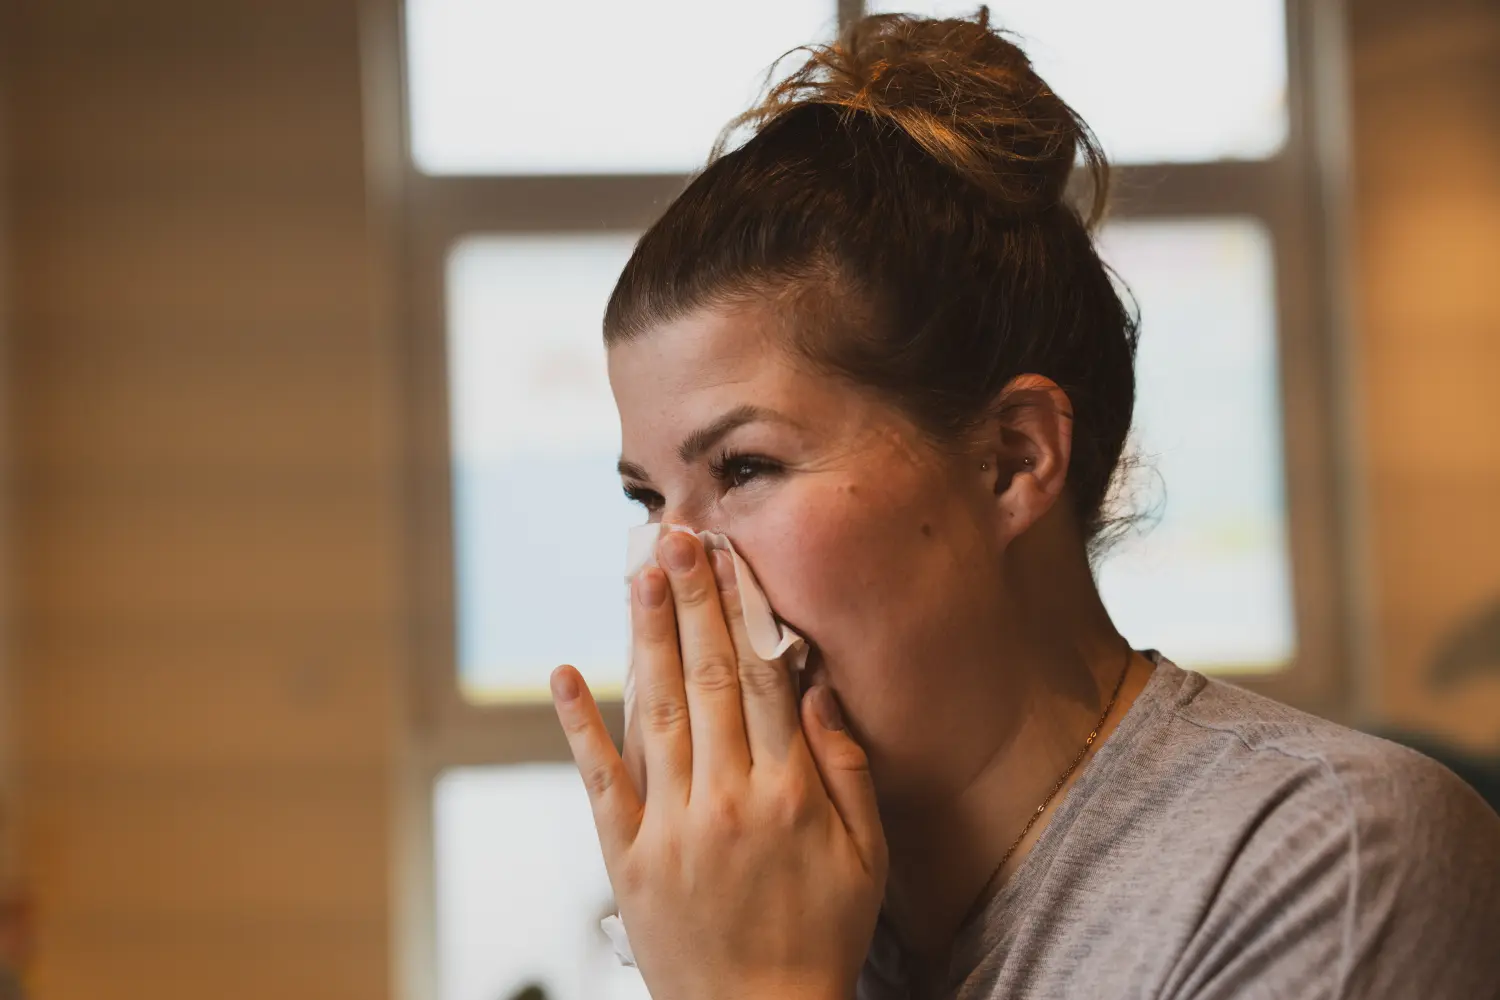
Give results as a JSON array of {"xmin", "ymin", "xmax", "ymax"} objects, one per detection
[{"xmin": 548, "ymin": 10, "xmax": 1500, "ymax": 999}]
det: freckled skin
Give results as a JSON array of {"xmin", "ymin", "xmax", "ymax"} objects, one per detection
[{"xmin": 610, "ymin": 301, "xmax": 1027, "ymax": 799}]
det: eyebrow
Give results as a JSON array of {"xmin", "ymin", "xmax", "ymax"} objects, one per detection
[
  {"xmin": 617, "ymin": 457, "xmax": 650, "ymax": 482},
  {"xmin": 677, "ymin": 404, "xmax": 772, "ymax": 464},
  {"xmin": 616, "ymin": 404, "xmax": 788, "ymax": 482}
]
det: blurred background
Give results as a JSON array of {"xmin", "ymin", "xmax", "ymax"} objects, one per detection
[{"xmin": 0, "ymin": 0, "xmax": 1496, "ymax": 998}]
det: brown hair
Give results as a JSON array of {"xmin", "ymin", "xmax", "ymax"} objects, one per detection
[{"xmin": 605, "ymin": 7, "xmax": 1138, "ymax": 550}]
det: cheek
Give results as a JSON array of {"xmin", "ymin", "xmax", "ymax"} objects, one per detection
[
  {"xmin": 734, "ymin": 473, "xmax": 948, "ymax": 649},
  {"xmin": 742, "ymin": 484, "xmax": 882, "ymax": 626},
  {"xmin": 730, "ymin": 465, "xmax": 996, "ymax": 778}
]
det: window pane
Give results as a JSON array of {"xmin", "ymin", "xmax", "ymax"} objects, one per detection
[
  {"xmin": 867, "ymin": 0, "xmax": 1287, "ymax": 163},
  {"xmin": 447, "ymin": 234, "xmax": 640, "ymax": 701},
  {"xmin": 407, "ymin": 0, "xmax": 838, "ymax": 175},
  {"xmin": 435, "ymin": 766, "xmax": 648, "ymax": 1000},
  {"xmin": 1095, "ymin": 218, "xmax": 1295, "ymax": 670}
]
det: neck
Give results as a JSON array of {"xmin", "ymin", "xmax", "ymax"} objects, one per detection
[{"xmin": 875, "ymin": 529, "xmax": 1140, "ymax": 975}]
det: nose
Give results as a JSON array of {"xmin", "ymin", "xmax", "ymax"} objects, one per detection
[{"xmin": 659, "ymin": 502, "xmax": 718, "ymax": 536}]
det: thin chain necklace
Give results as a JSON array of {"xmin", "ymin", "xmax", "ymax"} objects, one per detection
[{"xmin": 956, "ymin": 643, "xmax": 1135, "ymax": 932}]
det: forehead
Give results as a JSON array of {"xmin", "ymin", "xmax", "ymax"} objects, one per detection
[{"xmin": 607, "ymin": 301, "xmax": 807, "ymax": 429}]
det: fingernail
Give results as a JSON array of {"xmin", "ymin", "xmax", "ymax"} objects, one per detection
[
  {"xmin": 661, "ymin": 532, "xmax": 696, "ymax": 573},
  {"xmin": 814, "ymin": 685, "xmax": 845, "ymax": 731},
  {"xmin": 710, "ymin": 549, "xmax": 735, "ymax": 591},
  {"xmin": 551, "ymin": 666, "xmax": 580, "ymax": 703},
  {"xmin": 636, "ymin": 567, "xmax": 667, "ymax": 607}
]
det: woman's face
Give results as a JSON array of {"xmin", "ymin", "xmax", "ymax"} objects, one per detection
[{"xmin": 610, "ymin": 301, "xmax": 1022, "ymax": 797}]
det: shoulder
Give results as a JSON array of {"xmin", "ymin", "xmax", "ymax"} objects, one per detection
[
  {"xmin": 1161, "ymin": 661, "xmax": 1494, "ymax": 840},
  {"xmin": 1153, "ymin": 659, "xmax": 1500, "ymax": 893},
  {"xmin": 1144, "ymin": 659, "xmax": 1500, "ymax": 999}
]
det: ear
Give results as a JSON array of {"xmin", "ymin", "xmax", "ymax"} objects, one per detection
[{"xmin": 974, "ymin": 374, "xmax": 1074, "ymax": 544}]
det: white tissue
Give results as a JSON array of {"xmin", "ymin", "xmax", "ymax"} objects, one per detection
[
  {"xmin": 600, "ymin": 912, "xmax": 637, "ymax": 967},
  {"xmin": 606, "ymin": 523, "xmax": 809, "ymax": 968}
]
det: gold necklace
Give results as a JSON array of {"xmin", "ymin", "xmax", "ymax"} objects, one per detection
[{"xmin": 956, "ymin": 643, "xmax": 1135, "ymax": 931}]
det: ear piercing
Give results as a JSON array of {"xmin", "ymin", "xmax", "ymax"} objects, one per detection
[{"xmin": 981, "ymin": 458, "xmax": 1035, "ymax": 471}]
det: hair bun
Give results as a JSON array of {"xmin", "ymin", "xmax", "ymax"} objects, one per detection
[{"xmin": 722, "ymin": 6, "xmax": 1106, "ymax": 222}]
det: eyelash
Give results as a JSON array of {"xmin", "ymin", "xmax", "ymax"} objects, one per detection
[
  {"xmin": 709, "ymin": 451, "xmax": 783, "ymax": 490},
  {"xmin": 620, "ymin": 453, "xmax": 784, "ymax": 512},
  {"xmin": 622, "ymin": 484, "xmax": 664, "ymax": 513}
]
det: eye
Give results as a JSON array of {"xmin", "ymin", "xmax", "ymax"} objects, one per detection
[
  {"xmin": 709, "ymin": 452, "xmax": 783, "ymax": 490},
  {"xmin": 622, "ymin": 483, "xmax": 664, "ymax": 513}
]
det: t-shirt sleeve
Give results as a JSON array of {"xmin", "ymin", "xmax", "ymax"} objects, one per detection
[{"xmin": 1161, "ymin": 741, "xmax": 1500, "ymax": 1000}]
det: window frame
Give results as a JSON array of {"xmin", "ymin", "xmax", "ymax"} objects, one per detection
[{"xmin": 382, "ymin": 0, "xmax": 1360, "ymax": 994}]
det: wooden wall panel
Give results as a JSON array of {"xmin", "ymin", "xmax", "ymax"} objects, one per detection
[
  {"xmin": 1350, "ymin": 0, "xmax": 1500, "ymax": 750},
  {"xmin": 34, "ymin": 915, "xmax": 387, "ymax": 1000},
  {"xmin": 0, "ymin": 18, "xmax": 17, "ymax": 901},
  {"xmin": 3, "ymin": 1, "xmax": 405, "ymax": 996}
]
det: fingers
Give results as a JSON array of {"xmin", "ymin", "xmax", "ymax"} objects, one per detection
[
  {"xmin": 657, "ymin": 532, "xmax": 751, "ymax": 785},
  {"xmin": 630, "ymin": 567, "xmax": 692, "ymax": 802},
  {"xmin": 711, "ymin": 548, "xmax": 801, "ymax": 766},
  {"xmin": 551, "ymin": 664, "xmax": 643, "ymax": 860},
  {"xmin": 801, "ymin": 685, "xmax": 887, "ymax": 878}
]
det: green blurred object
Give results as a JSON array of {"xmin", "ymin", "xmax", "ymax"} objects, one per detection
[
  {"xmin": 1430, "ymin": 599, "xmax": 1500, "ymax": 692},
  {"xmin": 1384, "ymin": 596, "xmax": 1500, "ymax": 813}
]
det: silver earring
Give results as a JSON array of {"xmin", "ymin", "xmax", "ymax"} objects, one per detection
[
  {"xmin": 980, "ymin": 462, "xmax": 990, "ymax": 471},
  {"xmin": 1022, "ymin": 456, "xmax": 1034, "ymax": 467}
]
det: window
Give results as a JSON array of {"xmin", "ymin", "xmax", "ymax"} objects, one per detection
[
  {"xmin": 407, "ymin": 0, "xmax": 838, "ymax": 174},
  {"xmin": 434, "ymin": 766, "xmax": 648, "ymax": 1000},
  {"xmin": 446, "ymin": 234, "xmax": 642, "ymax": 701},
  {"xmin": 1095, "ymin": 219, "xmax": 1295, "ymax": 670},
  {"xmin": 868, "ymin": 0, "xmax": 1289, "ymax": 164},
  {"xmin": 398, "ymin": 4, "xmax": 1348, "ymax": 999}
]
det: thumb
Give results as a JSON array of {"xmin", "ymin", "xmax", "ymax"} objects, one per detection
[{"xmin": 802, "ymin": 685, "xmax": 886, "ymax": 875}]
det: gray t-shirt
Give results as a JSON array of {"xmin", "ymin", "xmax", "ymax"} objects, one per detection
[{"xmin": 858, "ymin": 656, "xmax": 1500, "ymax": 999}]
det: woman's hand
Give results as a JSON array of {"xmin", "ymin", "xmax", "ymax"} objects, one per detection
[{"xmin": 551, "ymin": 530, "xmax": 888, "ymax": 1000}]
